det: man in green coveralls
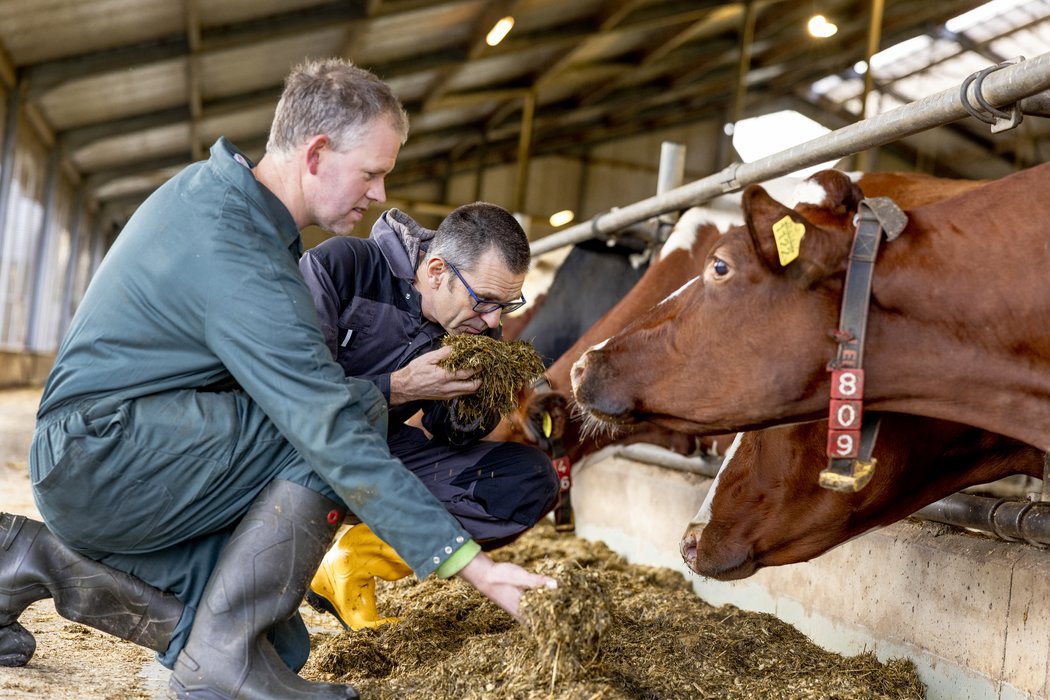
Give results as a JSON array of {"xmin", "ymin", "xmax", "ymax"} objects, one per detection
[{"xmin": 0, "ymin": 58, "xmax": 555, "ymax": 699}]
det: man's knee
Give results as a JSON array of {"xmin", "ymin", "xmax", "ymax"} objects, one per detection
[{"xmin": 467, "ymin": 443, "xmax": 559, "ymax": 525}]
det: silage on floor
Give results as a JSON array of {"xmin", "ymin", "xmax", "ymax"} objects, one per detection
[{"xmin": 303, "ymin": 521, "xmax": 924, "ymax": 699}]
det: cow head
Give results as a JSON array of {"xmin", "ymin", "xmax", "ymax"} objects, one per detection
[
  {"xmin": 571, "ymin": 167, "xmax": 1019, "ymax": 442},
  {"xmin": 571, "ymin": 181, "xmax": 859, "ymax": 435},
  {"xmin": 679, "ymin": 417, "xmax": 1042, "ymax": 581},
  {"xmin": 495, "ymin": 214, "xmax": 732, "ymax": 460}
]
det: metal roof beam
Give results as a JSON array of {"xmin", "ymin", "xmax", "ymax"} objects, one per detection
[{"xmin": 24, "ymin": 1, "xmax": 373, "ymax": 98}]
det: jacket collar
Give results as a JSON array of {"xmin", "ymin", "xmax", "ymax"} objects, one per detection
[
  {"xmin": 207, "ymin": 137, "xmax": 302, "ymax": 253},
  {"xmin": 370, "ymin": 210, "xmax": 421, "ymax": 281}
]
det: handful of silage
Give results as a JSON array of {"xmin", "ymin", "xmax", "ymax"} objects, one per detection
[
  {"xmin": 438, "ymin": 334, "xmax": 546, "ymax": 426},
  {"xmin": 516, "ymin": 561, "xmax": 611, "ymax": 684}
]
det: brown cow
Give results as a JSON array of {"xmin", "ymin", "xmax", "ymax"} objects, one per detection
[
  {"xmin": 490, "ymin": 196, "xmax": 793, "ymax": 461},
  {"xmin": 681, "ymin": 417, "xmax": 1044, "ymax": 581},
  {"xmin": 501, "ymin": 171, "xmax": 987, "ymax": 462},
  {"xmin": 570, "ymin": 165, "xmax": 1041, "ymax": 451}
]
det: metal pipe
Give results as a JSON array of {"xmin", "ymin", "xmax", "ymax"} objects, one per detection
[
  {"xmin": 655, "ymin": 141, "xmax": 686, "ymax": 243},
  {"xmin": 915, "ymin": 493, "xmax": 1050, "ymax": 548},
  {"xmin": 58, "ymin": 186, "xmax": 87, "ymax": 342},
  {"xmin": 589, "ymin": 443, "xmax": 1050, "ymax": 547},
  {"xmin": 530, "ymin": 50, "xmax": 1050, "ymax": 256}
]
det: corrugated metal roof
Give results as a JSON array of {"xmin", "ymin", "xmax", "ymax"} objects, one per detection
[{"xmin": 0, "ymin": 0, "xmax": 1044, "ymax": 228}]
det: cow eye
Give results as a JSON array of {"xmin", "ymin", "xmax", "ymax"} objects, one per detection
[{"xmin": 712, "ymin": 258, "xmax": 729, "ymax": 277}]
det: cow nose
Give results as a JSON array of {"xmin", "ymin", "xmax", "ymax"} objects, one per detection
[
  {"xmin": 680, "ymin": 531, "xmax": 700, "ymax": 571},
  {"xmin": 569, "ymin": 352, "xmax": 588, "ymax": 395}
]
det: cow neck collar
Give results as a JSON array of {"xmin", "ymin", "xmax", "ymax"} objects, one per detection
[{"xmin": 818, "ymin": 196, "xmax": 907, "ymax": 493}]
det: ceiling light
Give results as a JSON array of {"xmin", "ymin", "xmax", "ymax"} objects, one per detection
[
  {"xmin": 486, "ymin": 16, "xmax": 515, "ymax": 47},
  {"xmin": 549, "ymin": 209, "xmax": 575, "ymax": 227},
  {"xmin": 807, "ymin": 14, "xmax": 838, "ymax": 38}
]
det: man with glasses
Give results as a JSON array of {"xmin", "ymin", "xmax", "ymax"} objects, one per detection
[{"xmin": 299, "ymin": 202, "xmax": 559, "ymax": 631}]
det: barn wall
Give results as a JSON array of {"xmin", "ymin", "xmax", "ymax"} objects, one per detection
[
  {"xmin": 0, "ymin": 79, "xmax": 93, "ymax": 379},
  {"xmin": 444, "ymin": 118, "xmax": 726, "ymax": 243},
  {"xmin": 0, "ymin": 350, "xmax": 53, "ymax": 388},
  {"xmin": 571, "ymin": 454, "xmax": 1050, "ymax": 700}
]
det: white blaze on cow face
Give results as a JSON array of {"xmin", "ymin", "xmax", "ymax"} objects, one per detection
[
  {"xmin": 689, "ymin": 432, "xmax": 744, "ymax": 527},
  {"xmin": 570, "ymin": 337, "xmax": 609, "ymax": 396},
  {"xmin": 657, "ymin": 276, "xmax": 701, "ymax": 306},
  {"xmin": 588, "ymin": 337, "xmax": 610, "ymax": 353}
]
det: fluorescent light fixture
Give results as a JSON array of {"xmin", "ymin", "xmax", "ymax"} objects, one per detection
[
  {"xmin": 807, "ymin": 14, "xmax": 838, "ymax": 38},
  {"xmin": 486, "ymin": 16, "xmax": 515, "ymax": 47},
  {"xmin": 549, "ymin": 209, "xmax": 575, "ymax": 227}
]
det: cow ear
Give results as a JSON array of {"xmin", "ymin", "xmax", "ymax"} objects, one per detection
[
  {"xmin": 802, "ymin": 170, "xmax": 862, "ymax": 211},
  {"xmin": 742, "ymin": 184, "xmax": 843, "ymax": 286}
]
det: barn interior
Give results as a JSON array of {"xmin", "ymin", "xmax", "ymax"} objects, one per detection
[{"xmin": 1, "ymin": 1, "xmax": 1049, "ymax": 698}]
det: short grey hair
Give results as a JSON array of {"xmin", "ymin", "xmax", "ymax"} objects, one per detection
[
  {"xmin": 429, "ymin": 203, "xmax": 531, "ymax": 279},
  {"xmin": 266, "ymin": 58, "xmax": 409, "ymax": 157}
]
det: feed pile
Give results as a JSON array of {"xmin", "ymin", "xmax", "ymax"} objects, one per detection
[{"xmin": 304, "ymin": 522, "xmax": 925, "ymax": 699}]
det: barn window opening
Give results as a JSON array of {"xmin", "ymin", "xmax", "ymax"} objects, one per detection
[
  {"xmin": 731, "ymin": 110, "xmax": 841, "ymax": 178},
  {"xmin": 807, "ymin": 0, "xmax": 1050, "ymax": 119}
]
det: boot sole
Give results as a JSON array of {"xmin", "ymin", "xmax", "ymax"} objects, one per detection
[{"xmin": 304, "ymin": 590, "xmax": 350, "ymax": 631}]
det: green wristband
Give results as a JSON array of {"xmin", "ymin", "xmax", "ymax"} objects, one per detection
[{"xmin": 435, "ymin": 539, "xmax": 482, "ymax": 578}]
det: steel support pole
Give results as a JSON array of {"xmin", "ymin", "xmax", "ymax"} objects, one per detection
[
  {"xmin": 26, "ymin": 146, "xmax": 61, "ymax": 351},
  {"xmin": 513, "ymin": 89, "xmax": 536, "ymax": 216},
  {"xmin": 58, "ymin": 186, "xmax": 87, "ymax": 342},
  {"xmin": 721, "ymin": 0, "xmax": 757, "ymax": 170},
  {"xmin": 855, "ymin": 0, "xmax": 886, "ymax": 172},
  {"xmin": 655, "ymin": 141, "xmax": 687, "ymax": 243},
  {"xmin": 0, "ymin": 81, "xmax": 22, "ymax": 280}
]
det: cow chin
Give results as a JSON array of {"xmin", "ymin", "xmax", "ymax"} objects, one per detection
[
  {"xmin": 683, "ymin": 526, "xmax": 758, "ymax": 581},
  {"xmin": 578, "ymin": 409, "xmax": 633, "ymax": 448}
]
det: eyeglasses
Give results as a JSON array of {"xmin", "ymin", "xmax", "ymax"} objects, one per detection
[{"xmin": 445, "ymin": 260, "xmax": 526, "ymax": 315}]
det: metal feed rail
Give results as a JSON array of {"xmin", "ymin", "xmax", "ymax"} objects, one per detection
[{"xmin": 532, "ymin": 51, "xmax": 1050, "ymax": 256}]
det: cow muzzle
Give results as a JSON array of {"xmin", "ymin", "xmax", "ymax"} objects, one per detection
[
  {"xmin": 682, "ymin": 521, "xmax": 757, "ymax": 581},
  {"xmin": 570, "ymin": 349, "xmax": 636, "ymax": 425}
]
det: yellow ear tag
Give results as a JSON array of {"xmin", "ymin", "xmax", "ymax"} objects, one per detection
[
  {"xmin": 772, "ymin": 215, "xmax": 806, "ymax": 266},
  {"xmin": 542, "ymin": 412, "xmax": 553, "ymax": 438}
]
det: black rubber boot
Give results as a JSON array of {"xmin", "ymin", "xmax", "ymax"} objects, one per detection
[
  {"xmin": 0, "ymin": 512, "xmax": 185, "ymax": 667},
  {"xmin": 169, "ymin": 480, "xmax": 359, "ymax": 700}
]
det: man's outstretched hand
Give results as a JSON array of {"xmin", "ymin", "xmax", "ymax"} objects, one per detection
[{"xmin": 456, "ymin": 551, "xmax": 557, "ymax": 623}]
